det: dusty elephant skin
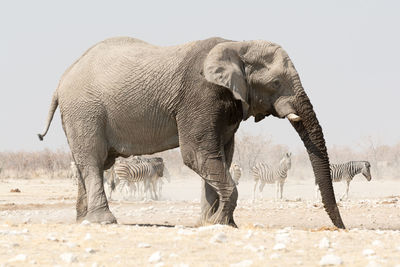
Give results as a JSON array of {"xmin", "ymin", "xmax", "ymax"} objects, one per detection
[{"xmin": 38, "ymin": 36, "xmax": 345, "ymax": 228}]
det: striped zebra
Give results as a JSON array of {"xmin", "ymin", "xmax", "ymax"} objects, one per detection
[
  {"xmin": 315, "ymin": 161, "xmax": 372, "ymax": 201},
  {"xmin": 229, "ymin": 163, "xmax": 242, "ymax": 185},
  {"xmin": 252, "ymin": 152, "xmax": 292, "ymax": 201},
  {"xmin": 69, "ymin": 161, "xmax": 79, "ymax": 186},
  {"xmin": 113, "ymin": 156, "xmax": 167, "ymax": 200}
]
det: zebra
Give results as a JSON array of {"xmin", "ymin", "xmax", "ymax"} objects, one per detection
[
  {"xmin": 252, "ymin": 152, "xmax": 292, "ymax": 201},
  {"xmin": 69, "ymin": 161, "xmax": 79, "ymax": 186},
  {"xmin": 229, "ymin": 163, "xmax": 242, "ymax": 185},
  {"xmin": 113, "ymin": 156, "xmax": 167, "ymax": 200},
  {"xmin": 315, "ymin": 161, "xmax": 372, "ymax": 201}
]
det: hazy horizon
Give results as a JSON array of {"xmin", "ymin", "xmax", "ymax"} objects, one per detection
[{"xmin": 1, "ymin": 1, "xmax": 399, "ymax": 152}]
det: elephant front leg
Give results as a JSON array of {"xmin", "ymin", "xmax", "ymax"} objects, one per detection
[{"xmin": 181, "ymin": 148, "xmax": 237, "ymax": 227}]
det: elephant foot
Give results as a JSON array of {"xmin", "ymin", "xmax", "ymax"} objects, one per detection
[
  {"xmin": 83, "ymin": 208, "xmax": 117, "ymax": 224},
  {"xmin": 197, "ymin": 208, "xmax": 237, "ymax": 228}
]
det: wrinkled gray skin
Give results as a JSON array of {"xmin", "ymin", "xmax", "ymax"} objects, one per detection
[{"xmin": 38, "ymin": 37, "xmax": 345, "ymax": 228}]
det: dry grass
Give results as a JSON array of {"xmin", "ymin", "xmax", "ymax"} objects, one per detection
[{"xmin": 1, "ymin": 136, "xmax": 400, "ymax": 181}]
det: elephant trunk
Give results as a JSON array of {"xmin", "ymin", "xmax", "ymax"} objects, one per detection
[{"xmin": 290, "ymin": 81, "xmax": 345, "ymax": 229}]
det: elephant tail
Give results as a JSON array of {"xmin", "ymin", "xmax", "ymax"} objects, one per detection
[{"xmin": 38, "ymin": 91, "xmax": 58, "ymax": 141}]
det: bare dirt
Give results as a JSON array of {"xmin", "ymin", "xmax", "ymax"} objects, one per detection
[{"xmin": 0, "ymin": 177, "xmax": 399, "ymax": 266}]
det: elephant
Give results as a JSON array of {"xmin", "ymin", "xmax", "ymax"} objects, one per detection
[{"xmin": 38, "ymin": 36, "xmax": 345, "ymax": 228}]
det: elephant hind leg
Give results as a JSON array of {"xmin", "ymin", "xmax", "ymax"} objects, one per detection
[{"xmin": 66, "ymin": 123, "xmax": 116, "ymax": 224}]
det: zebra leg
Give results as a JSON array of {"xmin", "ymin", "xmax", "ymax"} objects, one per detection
[
  {"xmin": 279, "ymin": 181, "xmax": 284, "ymax": 200},
  {"xmin": 253, "ymin": 179, "xmax": 259, "ymax": 203},
  {"xmin": 340, "ymin": 180, "xmax": 350, "ymax": 201}
]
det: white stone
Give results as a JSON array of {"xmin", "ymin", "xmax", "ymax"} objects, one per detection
[
  {"xmin": 243, "ymin": 244, "xmax": 258, "ymax": 252},
  {"xmin": 85, "ymin": 248, "xmax": 96, "ymax": 253},
  {"xmin": 365, "ymin": 260, "xmax": 381, "ymax": 267},
  {"xmin": 60, "ymin": 253, "xmax": 78, "ymax": 263},
  {"xmin": 362, "ymin": 249, "xmax": 375, "ymax": 256},
  {"xmin": 253, "ymin": 223, "xmax": 264, "ymax": 228},
  {"xmin": 81, "ymin": 220, "xmax": 91, "ymax": 225},
  {"xmin": 275, "ymin": 232, "xmax": 290, "ymax": 243},
  {"xmin": 319, "ymin": 254, "xmax": 342, "ymax": 265},
  {"xmin": 245, "ymin": 230, "xmax": 253, "ymax": 239},
  {"xmin": 47, "ymin": 234, "xmax": 58, "ymax": 241},
  {"xmin": 197, "ymin": 224, "xmax": 225, "ymax": 232},
  {"xmin": 84, "ymin": 233, "xmax": 92, "ymax": 240},
  {"xmin": 210, "ymin": 232, "xmax": 227, "ymax": 243},
  {"xmin": 66, "ymin": 242, "xmax": 77, "ymax": 248},
  {"xmin": 8, "ymin": 254, "xmax": 27, "ymax": 262},
  {"xmin": 148, "ymin": 251, "xmax": 162, "ymax": 263},
  {"xmin": 318, "ymin": 237, "xmax": 330, "ymax": 249},
  {"xmin": 270, "ymin": 253, "xmax": 280, "ymax": 259},
  {"xmin": 137, "ymin": 242, "xmax": 151, "ymax": 248},
  {"xmin": 173, "ymin": 264, "xmax": 189, "ymax": 267},
  {"xmin": 230, "ymin": 259, "xmax": 253, "ymax": 267},
  {"xmin": 169, "ymin": 253, "xmax": 179, "ymax": 258},
  {"xmin": 372, "ymin": 240, "xmax": 383, "ymax": 247},
  {"xmin": 155, "ymin": 262, "xmax": 165, "ymax": 267},
  {"xmin": 273, "ymin": 243, "xmax": 286, "ymax": 251},
  {"xmin": 177, "ymin": 229, "xmax": 194, "ymax": 235}
]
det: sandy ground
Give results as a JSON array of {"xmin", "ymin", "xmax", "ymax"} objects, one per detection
[{"xmin": 0, "ymin": 177, "xmax": 399, "ymax": 266}]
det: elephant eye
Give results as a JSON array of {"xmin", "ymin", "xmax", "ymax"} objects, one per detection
[{"xmin": 271, "ymin": 79, "xmax": 281, "ymax": 90}]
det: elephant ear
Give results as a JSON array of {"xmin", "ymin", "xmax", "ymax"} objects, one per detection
[{"xmin": 203, "ymin": 42, "xmax": 249, "ymax": 118}]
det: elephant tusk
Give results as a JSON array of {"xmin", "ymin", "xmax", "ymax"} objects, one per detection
[{"xmin": 286, "ymin": 113, "xmax": 302, "ymax": 122}]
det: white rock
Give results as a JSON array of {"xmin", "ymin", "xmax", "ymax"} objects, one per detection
[
  {"xmin": 8, "ymin": 254, "xmax": 27, "ymax": 262},
  {"xmin": 362, "ymin": 249, "xmax": 375, "ymax": 256},
  {"xmin": 275, "ymin": 233, "xmax": 290, "ymax": 243},
  {"xmin": 47, "ymin": 234, "xmax": 58, "ymax": 241},
  {"xmin": 273, "ymin": 243, "xmax": 286, "ymax": 251},
  {"xmin": 234, "ymin": 241, "xmax": 244, "ymax": 246},
  {"xmin": 169, "ymin": 253, "xmax": 179, "ymax": 258},
  {"xmin": 270, "ymin": 253, "xmax": 280, "ymax": 259},
  {"xmin": 365, "ymin": 260, "xmax": 381, "ymax": 267},
  {"xmin": 148, "ymin": 251, "xmax": 162, "ymax": 263},
  {"xmin": 177, "ymin": 229, "xmax": 194, "ymax": 235},
  {"xmin": 66, "ymin": 242, "xmax": 77, "ymax": 248},
  {"xmin": 318, "ymin": 237, "xmax": 330, "ymax": 249},
  {"xmin": 276, "ymin": 227, "xmax": 292, "ymax": 234},
  {"xmin": 230, "ymin": 259, "xmax": 253, "ymax": 267},
  {"xmin": 81, "ymin": 220, "xmax": 91, "ymax": 225},
  {"xmin": 85, "ymin": 248, "xmax": 96, "ymax": 253},
  {"xmin": 173, "ymin": 264, "xmax": 189, "ymax": 267},
  {"xmin": 84, "ymin": 233, "xmax": 92, "ymax": 240},
  {"xmin": 371, "ymin": 240, "xmax": 383, "ymax": 247},
  {"xmin": 60, "ymin": 253, "xmax": 78, "ymax": 263},
  {"xmin": 137, "ymin": 242, "xmax": 151, "ymax": 248},
  {"xmin": 243, "ymin": 244, "xmax": 258, "ymax": 252},
  {"xmin": 319, "ymin": 254, "xmax": 342, "ymax": 265},
  {"xmin": 197, "ymin": 224, "xmax": 225, "ymax": 232},
  {"xmin": 253, "ymin": 223, "xmax": 264, "ymax": 228},
  {"xmin": 155, "ymin": 262, "xmax": 165, "ymax": 267},
  {"xmin": 210, "ymin": 232, "xmax": 227, "ymax": 243},
  {"xmin": 245, "ymin": 230, "xmax": 253, "ymax": 239}
]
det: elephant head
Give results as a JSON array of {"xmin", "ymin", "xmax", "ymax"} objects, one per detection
[{"xmin": 203, "ymin": 41, "xmax": 345, "ymax": 228}]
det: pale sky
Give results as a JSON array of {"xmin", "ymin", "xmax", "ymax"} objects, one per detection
[{"xmin": 1, "ymin": 1, "xmax": 399, "ymax": 152}]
